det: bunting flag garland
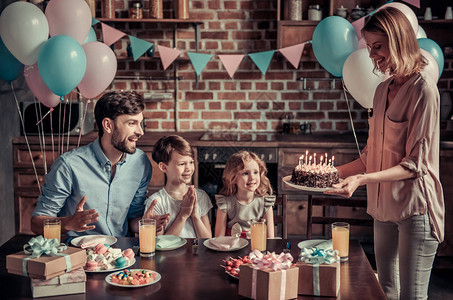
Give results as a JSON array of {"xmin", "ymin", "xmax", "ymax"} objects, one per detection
[
  {"xmin": 402, "ymin": 0, "xmax": 420, "ymax": 8},
  {"xmin": 248, "ymin": 50, "xmax": 275, "ymax": 75},
  {"xmin": 128, "ymin": 35, "xmax": 153, "ymax": 61},
  {"xmin": 218, "ymin": 54, "xmax": 245, "ymax": 78},
  {"xmin": 279, "ymin": 43, "xmax": 306, "ymax": 69},
  {"xmin": 91, "ymin": 17, "xmax": 99, "ymax": 26},
  {"xmin": 157, "ymin": 45, "xmax": 182, "ymax": 70},
  {"xmin": 352, "ymin": 18, "xmax": 365, "ymax": 41},
  {"xmin": 101, "ymin": 23, "xmax": 126, "ymax": 46},
  {"xmin": 188, "ymin": 52, "xmax": 213, "ymax": 76}
]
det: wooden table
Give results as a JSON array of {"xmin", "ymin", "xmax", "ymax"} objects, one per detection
[{"xmin": 0, "ymin": 235, "xmax": 386, "ymax": 299}]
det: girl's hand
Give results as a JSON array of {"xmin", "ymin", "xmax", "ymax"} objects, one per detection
[
  {"xmin": 324, "ymin": 175, "xmax": 363, "ymax": 198},
  {"xmin": 190, "ymin": 187, "xmax": 200, "ymax": 219}
]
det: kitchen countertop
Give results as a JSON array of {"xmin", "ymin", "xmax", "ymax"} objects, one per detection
[{"xmin": 12, "ymin": 130, "xmax": 453, "ymax": 149}]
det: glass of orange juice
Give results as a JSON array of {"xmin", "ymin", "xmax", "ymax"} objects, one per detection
[
  {"xmin": 251, "ymin": 219, "xmax": 267, "ymax": 251},
  {"xmin": 139, "ymin": 219, "xmax": 156, "ymax": 258},
  {"xmin": 43, "ymin": 219, "xmax": 61, "ymax": 243},
  {"xmin": 332, "ymin": 222, "xmax": 350, "ymax": 262}
]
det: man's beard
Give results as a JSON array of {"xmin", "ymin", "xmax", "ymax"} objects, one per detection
[{"xmin": 111, "ymin": 128, "xmax": 137, "ymax": 154}]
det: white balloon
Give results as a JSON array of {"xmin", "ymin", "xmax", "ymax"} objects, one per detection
[
  {"xmin": 420, "ymin": 49, "xmax": 439, "ymax": 83},
  {"xmin": 343, "ymin": 48, "xmax": 389, "ymax": 109},
  {"xmin": 0, "ymin": 2, "xmax": 49, "ymax": 65},
  {"xmin": 417, "ymin": 25, "xmax": 427, "ymax": 39},
  {"xmin": 380, "ymin": 3, "xmax": 418, "ymax": 37}
]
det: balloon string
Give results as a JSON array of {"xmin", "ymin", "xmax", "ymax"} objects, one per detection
[
  {"xmin": 61, "ymin": 99, "xmax": 67, "ymax": 155},
  {"xmin": 66, "ymin": 97, "xmax": 72, "ymax": 153},
  {"xmin": 50, "ymin": 110, "xmax": 55, "ymax": 162},
  {"xmin": 37, "ymin": 102, "xmax": 48, "ymax": 175},
  {"xmin": 33, "ymin": 98, "xmax": 48, "ymax": 175},
  {"xmin": 10, "ymin": 82, "xmax": 41, "ymax": 194},
  {"xmin": 77, "ymin": 99, "xmax": 91, "ymax": 148},
  {"xmin": 341, "ymin": 79, "xmax": 362, "ymax": 158},
  {"xmin": 35, "ymin": 107, "xmax": 53, "ymax": 125}
]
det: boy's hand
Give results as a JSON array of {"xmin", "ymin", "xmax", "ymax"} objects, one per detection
[
  {"xmin": 180, "ymin": 186, "xmax": 195, "ymax": 219},
  {"xmin": 189, "ymin": 186, "xmax": 200, "ymax": 219},
  {"xmin": 143, "ymin": 199, "xmax": 170, "ymax": 233}
]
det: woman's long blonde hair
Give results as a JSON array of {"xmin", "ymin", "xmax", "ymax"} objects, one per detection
[
  {"xmin": 362, "ymin": 7, "xmax": 426, "ymax": 77},
  {"xmin": 219, "ymin": 151, "xmax": 273, "ymax": 197}
]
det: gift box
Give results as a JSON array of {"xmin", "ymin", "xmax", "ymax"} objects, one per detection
[
  {"xmin": 238, "ymin": 251, "xmax": 299, "ymax": 300},
  {"xmin": 296, "ymin": 247, "xmax": 340, "ymax": 297},
  {"xmin": 31, "ymin": 267, "xmax": 86, "ymax": 298},
  {"xmin": 6, "ymin": 237, "xmax": 86, "ymax": 280}
]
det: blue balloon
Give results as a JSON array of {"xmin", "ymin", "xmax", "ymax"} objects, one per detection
[
  {"xmin": 0, "ymin": 37, "xmax": 23, "ymax": 83},
  {"xmin": 83, "ymin": 27, "xmax": 97, "ymax": 44},
  {"xmin": 418, "ymin": 38, "xmax": 444, "ymax": 78},
  {"xmin": 38, "ymin": 35, "xmax": 87, "ymax": 96},
  {"xmin": 312, "ymin": 16, "xmax": 358, "ymax": 77}
]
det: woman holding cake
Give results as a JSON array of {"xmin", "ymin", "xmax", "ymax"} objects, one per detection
[{"xmin": 325, "ymin": 7, "xmax": 444, "ymax": 300}]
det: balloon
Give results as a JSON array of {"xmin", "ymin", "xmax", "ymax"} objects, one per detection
[
  {"xmin": 343, "ymin": 48, "xmax": 389, "ymax": 109},
  {"xmin": 78, "ymin": 42, "xmax": 117, "ymax": 99},
  {"xmin": 379, "ymin": 3, "xmax": 418, "ymax": 37},
  {"xmin": 0, "ymin": 2, "xmax": 49, "ymax": 65},
  {"xmin": 45, "ymin": 0, "xmax": 92, "ymax": 44},
  {"xmin": 420, "ymin": 49, "xmax": 439, "ymax": 83},
  {"xmin": 38, "ymin": 35, "xmax": 87, "ymax": 96},
  {"xmin": 0, "ymin": 37, "xmax": 23, "ymax": 83},
  {"xmin": 358, "ymin": 38, "xmax": 367, "ymax": 49},
  {"xmin": 24, "ymin": 63, "xmax": 61, "ymax": 108},
  {"xmin": 418, "ymin": 38, "xmax": 444, "ymax": 78},
  {"xmin": 416, "ymin": 25, "xmax": 427, "ymax": 39},
  {"xmin": 83, "ymin": 27, "xmax": 97, "ymax": 44},
  {"xmin": 312, "ymin": 16, "xmax": 358, "ymax": 77}
]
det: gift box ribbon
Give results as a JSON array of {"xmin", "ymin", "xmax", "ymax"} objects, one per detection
[
  {"xmin": 22, "ymin": 236, "xmax": 72, "ymax": 276},
  {"xmin": 249, "ymin": 250, "xmax": 294, "ymax": 299},
  {"xmin": 299, "ymin": 247, "xmax": 339, "ymax": 296}
]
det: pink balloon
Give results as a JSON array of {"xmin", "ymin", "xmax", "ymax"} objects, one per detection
[
  {"xmin": 24, "ymin": 63, "xmax": 60, "ymax": 108},
  {"xmin": 78, "ymin": 42, "xmax": 117, "ymax": 99},
  {"xmin": 420, "ymin": 49, "xmax": 439, "ymax": 83},
  {"xmin": 45, "ymin": 0, "xmax": 92, "ymax": 44},
  {"xmin": 379, "ymin": 3, "xmax": 418, "ymax": 37}
]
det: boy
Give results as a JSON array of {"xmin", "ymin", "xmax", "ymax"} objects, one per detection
[{"xmin": 145, "ymin": 135, "xmax": 212, "ymax": 238}]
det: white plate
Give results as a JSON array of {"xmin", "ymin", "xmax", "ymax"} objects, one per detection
[
  {"xmin": 156, "ymin": 236, "xmax": 187, "ymax": 251},
  {"xmin": 297, "ymin": 239, "xmax": 328, "ymax": 250},
  {"xmin": 203, "ymin": 238, "xmax": 249, "ymax": 252},
  {"xmin": 85, "ymin": 257, "xmax": 136, "ymax": 273},
  {"xmin": 70, "ymin": 235, "xmax": 117, "ymax": 248},
  {"xmin": 283, "ymin": 175, "xmax": 336, "ymax": 192},
  {"xmin": 105, "ymin": 269, "xmax": 161, "ymax": 288}
]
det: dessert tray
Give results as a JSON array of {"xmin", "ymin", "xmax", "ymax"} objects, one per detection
[
  {"xmin": 85, "ymin": 257, "xmax": 136, "ymax": 273},
  {"xmin": 283, "ymin": 175, "xmax": 335, "ymax": 193},
  {"xmin": 203, "ymin": 237, "xmax": 249, "ymax": 252},
  {"xmin": 71, "ymin": 235, "xmax": 117, "ymax": 248},
  {"xmin": 105, "ymin": 269, "xmax": 161, "ymax": 288},
  {"xmin": 220, "ymin": 256, "xmax": 251, "ymax": 279}
]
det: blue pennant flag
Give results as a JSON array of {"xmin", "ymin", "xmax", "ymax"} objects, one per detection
[
  {"xmin": 248, "ymin": 50, "xmax": 275, "ymax": 75},
  {"xmin": 128, "ymin": 35, "xmax": 154, "ymax": 61},
  {"xmin": 92, "ymin": 18, "xmax": 100, "ymax": 26},
  {"xmin": 188, "ymin": 52, "xmax": 213, "ymax": 76}
]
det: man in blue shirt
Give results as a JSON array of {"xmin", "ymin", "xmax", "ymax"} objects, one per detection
[{"xmin": 31, "ymin": 91, "xmax": 169, "ymax": 237}]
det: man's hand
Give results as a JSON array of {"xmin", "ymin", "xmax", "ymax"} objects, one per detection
[
  {"xmin": 63, "ymin": 196, "xmax": 99, "ymax": 232},
  {"xmin": 143, "ymin": 199, "xmax": 170, "ymax": 234}
]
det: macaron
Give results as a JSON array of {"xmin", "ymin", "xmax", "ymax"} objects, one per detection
[
  {"xmin": 122, "ymin": 248, "xmax": 135, "ymax": 260},
  {"xmin": 95, "ymin": 243, "xmax": 108, "ymax": 255},
  {"xmin": 114, "ymin": 256, "xmax": 127, "ymax": 268},
  {"xmin": 85, "ymin": 260, "xmax": 98, "ymax": 271}
]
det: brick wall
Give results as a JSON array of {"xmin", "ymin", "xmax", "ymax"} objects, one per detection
[{"xmin": 98, "ymin": 0, "xmax": 453, "ymax": 133}]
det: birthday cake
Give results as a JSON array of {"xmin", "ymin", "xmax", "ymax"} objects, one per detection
[{"xmin": 291, "ymin": 153, "xmax": 339, "ymax": 188}]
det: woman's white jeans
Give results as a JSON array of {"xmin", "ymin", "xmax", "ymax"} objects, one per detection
[{"xmin": 374, "ymin": 214, "xmax": 439, "ymax": 300}]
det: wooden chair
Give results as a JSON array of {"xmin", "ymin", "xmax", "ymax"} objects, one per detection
[
  {"xmin": 306, "ymin": 189, "xmax": 373, "ymax": 239},
  {"xmin": 274, "ymin": 194, "xmax": 288, "ymax": 239}
]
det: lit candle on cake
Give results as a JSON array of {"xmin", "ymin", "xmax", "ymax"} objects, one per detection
[
  {"xmin": 324, "ymin": 153, "xmax": 328, "ymax": 166},
  {"xmin": 332, "ymin": 156, "xmax": 335, "ymax": 167},
  {"xmin": 320, "ymin": 155, "xmax": 323, "ymax": 166},
  {"xmin": 314, "ymin": 153, "xmax": 316, "ymax": 165},
  {"xmin": 309, "ymin": 155, "xmax": 312, "ymax": 166},
  {"xmin": 299, "ymin": 155, "xmax": 304, "ymax": 168}
]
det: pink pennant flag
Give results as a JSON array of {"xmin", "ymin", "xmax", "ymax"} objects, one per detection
[
  {"xmin": 218, "ymin": 54, "xmax": 245, "ymax": 78},
  {"xmin": 278, "ymin": 43, "xmax": 305, "ymax": 69},
  {"xmin": 352, "ymin": 17, "xmax": 365, "ymax": 41},
  {"xmin": 101, "ymin": 23, "xmax": 126, "ymax": 46},
  {"xmin": 402, "ymin": 0, "xmax": 420, "ymax": 8},
  {"xmin": 157, "ymin": 45, "xmax": 182, "ymax": 70}
]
